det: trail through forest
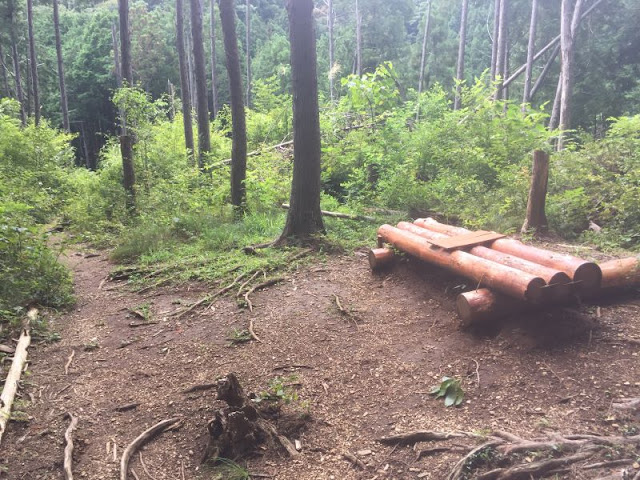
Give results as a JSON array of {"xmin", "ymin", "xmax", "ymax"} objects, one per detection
[{"xmin": 2, "ymin": 245, "xmax": 639, "ymax": 479}]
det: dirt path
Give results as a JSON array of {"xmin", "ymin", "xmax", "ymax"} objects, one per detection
[{"xmin": 2, "ymin": 248, "xmax": 639, "ymax": 479}]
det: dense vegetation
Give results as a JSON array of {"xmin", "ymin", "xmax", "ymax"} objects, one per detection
[{"xmin": 0, "ymin": 0, "xmax": 639, "ymax": 331}]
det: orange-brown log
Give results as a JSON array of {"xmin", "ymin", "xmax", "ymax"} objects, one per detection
[
  {"xmin": 414, "ymin": 218, "xmax": 602, "ymax": 292},
  {"xmin": 377, "ymin": 224, "xmax": 546, "ymax": 303},
  {"xmin": 600, "ymin": 256, "xmax": 640, "ymax": 289},
  {"xmin": 398, "ymin": 222, "xmax": 571, "ymax": 302},
  {"xmin": 368, "ymin": 247, "xmax": 396, "ymax": 271},
  {"xmin": 456, "ymin": 288, "xmax": 524, "ymax": 327}
]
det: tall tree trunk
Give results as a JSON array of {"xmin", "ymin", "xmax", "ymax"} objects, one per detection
[
  {"xmin": 53, "ymin": 0, "xmax": 70, "ymax": 132},
  {"xmin": 27, "ymin": 0, "xmax": 40, "ymax": 125},
  {"xmin": 8, "ymin": 0, "xmax": 27, "ymax": 126},
  {"xmin": 453, "ymin": 0, "xmax": 469, "ymax": 111},
  {"xmin": 278, "ymin": 0, "xmax": 325, "ymax": 241},
  {"xmin": 190, "ymin": 0, "xmax": 211, "ymax": 171},
  {"xmin": 417, "ymin": 0, "xmax": 431, "ymax": 96},
  {"xmin": 118, "ymin": 0, "xmax": 136, "ymax": 209},
  {"xmin": 111, "ymin": 22, "xmax": 127, "ymax": 134},
  {"xmin": 490, "ymin": 0, "xmax": 501, "ymax": 81},
  {"xmin": 549, "ymin": 75, "xmax": 561, "ymax": 130},
  {"xmin": 186, "ymin": 17, "xmax": 197, "ymax": 111},
  {"xmin": 245, "ymin": 0, "xmax": 251, "ymax": 108},
  {"xmin": 522, "ymin": 0, "xmax": 538, "ymax": 108},
  {"xmin": 0, "ymin": 43, "xmax": 10, "ymax": 99},
  {"xmin": 494, "ymin": 0, "xmax": 508, "ymax": 99},
  {"xmin": 219, "ymin": 0, "xmax": 247, "ymax": 215},
  {"xmin": 327, "ymin": 0, "xmax": 335, "ymax": 102},
  {"xmin": 558, "ymin": 0, "xmax": 583, "ymax": 150},
  {"xmin": 210, "ymin": 0, "xmax": 218, "ymax": 117},
  {"xmin": 355, "ymin": 0, "xmax": 362, "ymax": 76},
  {"xmin": 177, "ymin": 0, "xmax": 195, "ymax": 162},
  {"xmin": 530, "ymin": 43, "xmax": 560, "ymax": 99}
]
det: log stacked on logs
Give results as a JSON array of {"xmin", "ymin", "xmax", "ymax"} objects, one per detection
[{"xmin": 371, "ymin": 218, "xmax": 638, "ymax": 326}]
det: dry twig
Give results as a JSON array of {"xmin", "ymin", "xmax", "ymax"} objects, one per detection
[
  {"xmin": 64, "ymin": 350, "xmax": 75, "ymax": 375},
  {"xmin": 248, "ymin": 319, "xmax": 262, "ymax": 343},
  {"xmin": 342, "ymin": 452, "xmax": 367, "ymax": 470},
  {"xmin": 63, "ymin": 413, "xmax": 78, "ymax": 480}
]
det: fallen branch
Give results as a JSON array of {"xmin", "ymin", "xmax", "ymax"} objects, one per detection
[
  {"xmin": 63, "ymin": 413, "xmax": 78, "ymax": 480},
  {"xmin": 248, "ymin": 319, "xmax": 262, "ymax": 343},
  {"xmin": 244, "ymin": 277, "xmax": 284, "ymax": 313},
  {"xmin": 281, "ymin": 203, "xmax": 375, "ymax": 222},
  {"xmin": 182, "ymin": 383, "xmax": 217, "ymax": 394},
  {"xmin": 64, "ymin": 350, "xmax": 75, "ymax": 375},
  {"xmin": 378, "ymin": 430, "xmax": 467, "ymax": 446},
  {"xmin": 174, "ymin": 272, "xmax": 247, "ymax": 319},
  {"xmin": 333, "ymin": 294, "xmax": 358, "ymax": 330},
  {"xmin": 120, "ymin": 418, "xmax": 179, "ymax": 480},
  {"xmin": 342, "ymin": 452, "xmax": 367, "ymax": 470},
  {"xmin": 0, "ymin": 308, "xmax": 36, "ymax": 445}
]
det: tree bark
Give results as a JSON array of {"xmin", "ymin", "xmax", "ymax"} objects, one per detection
[
  {"xmin": 355, "ymin": 0, "xmax": 362, "ymax": 76},
  {"xmin": 210, "ymin": 0, "xmax": 218, "ymax": 117},
  {"xmin": 558, "ymin": 0, "xmax": 583, "ymax": 150},
  {"xmin": 530, "ymin": 43, "xmax": 560, "ymax": 99},
  {"xmin": 0, "ymin": 43, "xmax": 10, "ymax": 99},
  {"xmin": 522, "ymin": 0, "xmax": 538, "ymax": 108},
  {"xmin": 245, "ymin": 0, "xmax": 251, "ymax": 108},
  {"xmin": 118, "ymin": 0, "xmax": 135, "ymax": 207},
  {"xmin": 278, "ymin": 0, "xmax": 325, "ymax": 241},
  {"xmin": 53, "ymin": 0, "xmax": 70, "ymax": 132},
  {"xmin": 453, "ymin": 0, "xmax": 469, "ymax": 110},
  {"xmin": 176, "ymin": 0, "xmax": 195, "ymax": 163},
  {"xmin": 521, "ymin": 150, "xmax": 549, "ymax": 234},
  {"xmin": 27, "ymin": 0, "xmax": 40, "ymax": 125},
  {"xmin": 490, "ymin": 0, "xmax": 501, "ymax": 81},
  {"xmin": 417, "ymin": 0, "xmax": 431, "ymax": 97},
  {"xmin": 328, "ymin": 0, "xmax": 335, "ymax": 102},
  {"xmin": 494, "ymin": 0, "xmax": 508, "ymax": 99},
  {"xmin": 190, "ymin": 0, "xmax": 211, "ymax": 171},
  {"xmin": 7, "ymin": 0, "xmax": 27, "ymax": 125},
  {"xmin": 219, "ymin": 0, "xmax": 247, "ymax": 215}
]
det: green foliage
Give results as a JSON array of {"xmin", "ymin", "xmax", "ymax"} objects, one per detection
[
  {"xmin": 202, "ymin": 458, "xmax": 249, "ymax": 480},
  {"xmin": 253, "ymin": 375, "xmax": 300, "ymax": 405},
  {"xmin": 430, "ymin": 376, "xmax": 464, "ymax": 407}
]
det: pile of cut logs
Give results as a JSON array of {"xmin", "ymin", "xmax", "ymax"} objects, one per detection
[{"xmin": 370, "ymin": 218, "xmax": 640, "ymax": 326}]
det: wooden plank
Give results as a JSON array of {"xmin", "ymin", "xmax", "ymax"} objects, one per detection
[{"xmin": 427, "ymin": 231, "xmax": 506, "ymax": 250}]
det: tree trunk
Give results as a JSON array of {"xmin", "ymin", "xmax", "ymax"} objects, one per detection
[
  {"xmin": 118, "ymin": 0, "xmax": 135, "ymax": 207},
  {"xmin": 177, "ymin": 0, "xmax": 195, "ymax": 163},
  {"xmin": 490, "ymin": 0, "xmax": 501, "ymax": 81},
  {"xmin": 27, "ymin": 0, "xmax": 40, "ymax": 125},
  {"xmin": 278, "ymin": 0, "xmax": 325, "ymax": 241},
  {"xmin": 355, "ymin": 0, "xmax": 362, "ymax": 76},
  {"xmin": 0, "ymin": 43, "xmax": 10, "ymax": 99},
  {"xmin": 219, "ymin": 0, "xmax": 247, "ymax": 215},
  {"xmin": 190, "ymin": 0, "xmax": 211, "ymax": 171},
  {"xmin": 453, "ymin": 0, "xmax": 469, "ymax": 110},
  {"xmin": 521, "ymin": 150, "xmax": 549, "ymax": 234},
  {"xmin": 417, "ymin": 0, "xmax": 431, "ymax": 96},
  {"xmin": 558, "ymin": 0, "xmax": 583, "ymax": 150},
  {"xmin": 522, "ymin": 0, "xmax": 538, "ymax": 108},
  {"xmin": 210, "ymin": 0, "xmax": 218, "ymax": 117},
  {"xmin": 245, "ymin": 0, "xmax": 251, "ymax": 108},
  {"xmin": 8, "ymin": 0, "xmax": 27, "ymax": 126},
  {"xmin": 53, "ymin": 0, "xmax": 70, "ymax": 132},
  {"xmin": 328, "ymin": 0, "xmax": 335, "ymax": 102},
  {"xmin": 111, "ymin": 22, "xmax": 127, "ymax": 135},
  {"xmin": 530, "ymin": 43, "xmax": 560, "ymax": 99},
  {"xmin": 549, "ymin": 75, "xmax": 561, "ymax": 130},
  {"xmin": 186, "ymin": 18, "xmax": 197, "ymax": 112},
  {"xmin": 494, "ymin": 0, "xmax": 508, "ymax": 99}
]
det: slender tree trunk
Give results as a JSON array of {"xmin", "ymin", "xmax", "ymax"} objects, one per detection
[
  {"xmin": 490, "ymin": 0, "xmax": 501, "ymax": 81},
  {"xmin": 186, "ymin": 17, "xmax": 197, "ymax": 111},
  {"xmin": 328, "ymin": 0, "xmax": 335, "ymax": 102},
  {"xmin": 278, "ymin": 0, "xmax": 325, "ymax": 241},
  {"xmin": 0, "ymin": 43, "xmax": 10, "ymax": 99},
  {"xmin": 190, "ymin": 0, "xmax": 211, "ymax": 171},
  {"xmin": 219, "ymin": 0, "xmax": 247, "ymax": 215},
  {"xmin": 355, "ymin": 0, "xmax": 362, "ymax": 76},
  {"xmin": 26, "ymin": 55, "xmax": 32, "ymax": 117},
  {"xmin": 549, "ymin": 76, "xmax": 561, "ymax": 130},
  {"xmin": 245, "ymin": 0, "xmax": 251, "ymax": 108},
  {"xmin": 454, "ymin": 0, "xmax": 469, "ymax": 111},
  {"xmin": 522, "ymin": 150, "xmax": 549, "ymax": 234},
  {"xmin": 210, "ymin": 0, "xmax": 218, "ymax": 117},
  {"xmin": 53, "ymin": 0, "xmax": 70, "ymax": 132},
  {"xmin": 502, "ymin": 41, "xmax": 510, "ymax": 105},
  {"xmin": 168, "ymin": 80, "xmax": 175, "ymax": 120},
  {"xmin": 494, "ymin": 0, "xmax": 508, "ymax": 99},
  {"xmin": 111, "ymin": 23, "xmax": 126, "ymax": 133},
  {"xmin": 522, "ymin": 0, "xmax": 538, "ymax": 108},
  {"xmin": 417, "ymin": 0, "xmax": 431, "ymax": 96},
  {"xmin": 177, "ymin": 0, "xmax": 195, "ymax": 163},
  {"xmin": 118, "ymin": 0, "xmax": 136, "ymax": 209},
  {"xmin": 530, "ymin": 43, "xmax": 560, "ymax": 99},
  {"xmin": 8, "ymin": 4, "xmax": 27, "ymax": 126},
  {"xmin": 558, "ymin": 0, "xmax": 583, "ymax": 150},
  {"xmin": 27, "ymin": 0, "xmax": 40, "ymax": 125}
]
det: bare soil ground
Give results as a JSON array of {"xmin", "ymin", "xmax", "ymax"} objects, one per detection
[{"xmin": 2, "ymin": 245, "xmax": 639, "ymax": 479}]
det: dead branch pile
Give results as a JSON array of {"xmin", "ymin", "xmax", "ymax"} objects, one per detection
[{"xmin": 378, "ymin": 428, "xmax": 640, "ymax": 479}]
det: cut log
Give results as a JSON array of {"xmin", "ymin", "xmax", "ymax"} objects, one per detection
[
  {"xmin": 368, "ymin": 247, "xmax": 395, "ymax": 271},
  {"xmin": 600, "ymin": 256, "xmax": 640, "ymax": 289},
  {"xmin": 414, "ymin": 218, "xmax": 602, "ymax": 292},
  {"xmin": 377, "ymin": 224, "xmax": 546, "ymax": 303},
  {"xmin": 398, "ymin": 222, "xmax": 571, "ymax": 302},
  {"xmin": 0, "ymin": 308, "xmax": 36, "ymax": 445},
  {"xmin": 456, "ymin": 288, "xmax": 524, "ymax": 327}
]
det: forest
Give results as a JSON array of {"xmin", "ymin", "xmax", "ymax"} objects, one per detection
[{"xmin": 1, "ymin": 0, "xmax": 640, "ymax": 478}]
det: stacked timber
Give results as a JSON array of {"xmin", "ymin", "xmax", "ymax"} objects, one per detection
[{"xmin": 371, "ymin": 218, "xmax": 639, "ymax": 327}]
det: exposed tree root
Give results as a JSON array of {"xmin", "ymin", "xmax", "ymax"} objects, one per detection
[
  {"xmin": 120, "ymin": 418, "xmax": 179, "ymax": 480},
  {"xmin": 244, "ymin": 277, "xmax": 284, "ymax": 313}
]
